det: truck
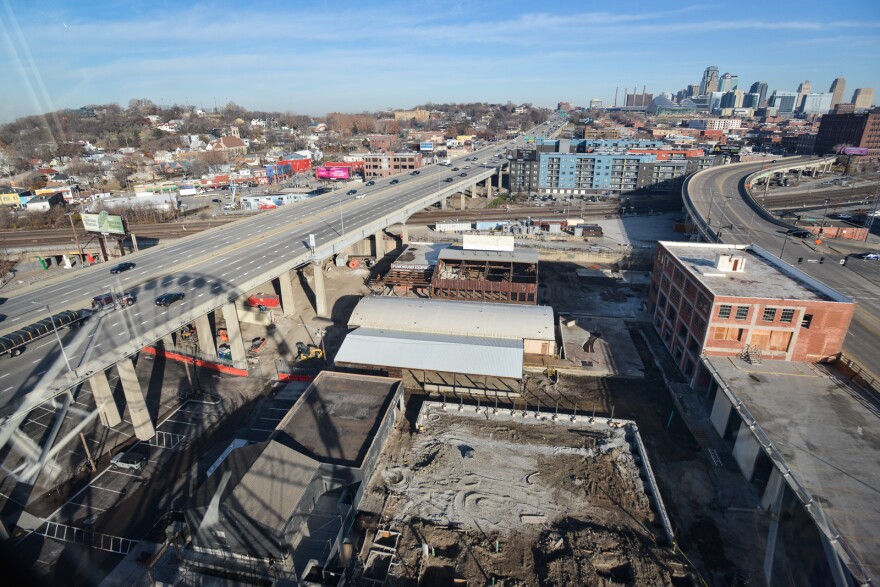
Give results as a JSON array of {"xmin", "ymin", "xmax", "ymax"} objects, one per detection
[
  {"xmin": 0, "ymin": 309, "xmax": 90, "ymax": 358},
  {"xmin": 91, "ymin": 292, "xmax": 137, "ymax": 311}
]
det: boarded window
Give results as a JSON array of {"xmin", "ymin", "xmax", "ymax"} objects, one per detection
[{"xmin": 712, "ymin": 327, "xmax": 743, "ymax": 341}]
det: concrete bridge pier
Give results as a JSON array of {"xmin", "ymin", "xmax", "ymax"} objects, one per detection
[
  {"xmin": 440, "ymin": 197, "xmax": 447, "ymax": 210},
  {"xmin": 374, "ymin": 231, "xmax": 386, "ymax": 258},
  {"xmin": 277, "ymin": 271, "xmax": 296, "ymax": 317},
  {"xmin": 89, "ymin": 370, "xmax": 121, "ymax": 428},
  {"xmin": 460, "ymin": 193, "xmax": 466, "ymax": 210},
  {"xmin": 400, "ymin": 223, "xmax": 409, "ymax": 245},
  {"xmin": 116, "ymin": 357, "xmax": 155, "ymax": 440},
  {"xmin": 222, "ymin": 303, "xmax": 248, "ymax": 361},
  {"xmin": 486, "ymin": 177, "xmax": 492, "ymax": 199},
  {"xmin": 194, "ymin": 313, "xmax": 216, "ymax": 357},
  {"xmin": 312, "ymin": 261, "xmax": 329, "ymax": 318}
]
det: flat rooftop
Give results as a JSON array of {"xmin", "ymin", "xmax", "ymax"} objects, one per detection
[
  {"xmin": 438, "ymin": 247, "xmax": 540, "ymax": 264},
  {"xmin": 274, "ymin": 372, "xmax": 401, "ymax": 468},
  {"xmin": 660, "ymin": 242, "xmax": 851, "ymax": 303},
  {"xmin": 704, "ymin": 355, "xmax": 880, "ymax": 581},
  {"xmin": 391, "ymin": 243, "xmax": 451, "ymax": 270}
]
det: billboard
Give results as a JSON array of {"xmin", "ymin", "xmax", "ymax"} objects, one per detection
[
  {"xmin": 420, "ymin": 142, "xmax": 434, "ymax": 152},
  {"xmin": 81, "ymin": 212, "xmax": 126, "ymax": 235},
  {"xmin": 316, "ymin": 166, "xmax": 351, "ymax": 179},
  {"xmin": 837, "ymin": 146, "xmax": 869, "ymax": 156}
]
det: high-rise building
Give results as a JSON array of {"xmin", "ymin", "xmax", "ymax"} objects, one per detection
[
  {"xmin": 829, "ymin": 77, "xmax": 847, "ymax": 108},
  {"xmin": 689, "ymin": 84, "xmax": 700, "ymax": 97},
  {"xmin": 814, "ymin": 109, "xmax": 880, "ymax": 156},
  {"xmin": 801, "ymin": 93, "xmax": 833, "ymax": 115},
  {"xmin": 589, "ymin": 98, "xmax": 603, "ymax": 109},
  {"xmin": 720, "ymin": 90, "xmax": 745, "ymax": 109},
  {"xmin": 719, "ymin": 73, "xmax": 739, "ymax": 93},
  {"xmin": 851, "ymin": 88, "xmax": 875, "ymax": 110},
  {"xmin": 743, "ymin": 93, "xmax": 761, "ymax": 109},
  {"xmin": 709, "ymin": 92, "xmax": 725, "ymax": 114},
  {"xmin": 700, "ymin": 66, "xmax": 719, "ymax": 95},
  {"xmin": 749, "ymin": 81, "xmax": 769, "ymax": 107},
  {"xmin": 625, "ymin": 91, "xmax": 653, "ymax": 107},
  {"xmin": 769, "ymin": 91, "xmax": 799, "ymax": 115},
  {"xmin": 796, "ymin": 80, "xmax": 812, "ymax": 112}
]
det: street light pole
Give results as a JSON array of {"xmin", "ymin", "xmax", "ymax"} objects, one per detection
[
  {"xmin": 338, "ymin": 200, "xmax": 345, "ymax": 235},
  {"xmin": 819, "ymin": 198, "xmax": 831, "ymax": 240},
  {"xmin": 706, "ymin": 189, "xmax": 716, "ymax": 227}
]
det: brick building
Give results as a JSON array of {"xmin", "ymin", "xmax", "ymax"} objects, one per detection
[
  {"xmin": 814, "ymin": 108, "xmax": 880, "ymax": 156},
  {"xmin": 357, "ymin": 152, "xmax": 423, "ymax": 178},
  {"xmin": 648, "ymin": 242, "xmax": 854, "ymax": 384}
]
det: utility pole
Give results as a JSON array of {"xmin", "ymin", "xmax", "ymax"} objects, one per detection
[{"xmin": 865, "ymin": 189, "xmax": 880, "ymax": 242}]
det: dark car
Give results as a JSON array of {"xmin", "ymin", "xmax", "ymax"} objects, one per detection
[
  {"xmin": 212, "ymin": 198, "xmax": 222, "ymax": 203},
  {"xmin": 366, "ymin": 180, "xmax": 375, "ymax": 186},
  {"xmin": 155, "ymin": 292, "xmax": 185, "ymax": 306},
  {"xmin": 390, "ymin": 179, "xmax": 400, "ymax": 185},
  {"xmin": 110, "ymin": 262, "xmax": 136, "ymax": 274},
  {"xmin": 452, "ymin": 167, "xmax": 459, "ymax": 171},
  {"xmin": 346, "ymin": 189, "xmax": 358, "ymax": 195},
  {"xmin": 853, "ymin": 252, "xmax": 880, "ymax": 260},
  {"xmin": 410, "ymin": 170, "xmax": 421, "ymax": 175},
  {"xmin": 787, "ymin": 230, "xmax": 812, "ymax": 239},
  {"xmin": 460, "ymin": 172, "xmax": 468, "ymax": 177},
  {"xmin": 444, "ymin": 177, "xmax": 454, "ymax": 182}
]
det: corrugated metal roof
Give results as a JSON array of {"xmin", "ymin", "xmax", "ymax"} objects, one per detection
[
  {"xmin": 335, "ymin": 328, "xmax": 524, "ymax": 379},
  {"xmin": 348, "ymin": 297, "xmax": 554, "ymax": 341}
]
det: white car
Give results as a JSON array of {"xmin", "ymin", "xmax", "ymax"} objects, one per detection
[{"xmin": 355, "ymin": 194, "xmax": 366, "ymax": 199}]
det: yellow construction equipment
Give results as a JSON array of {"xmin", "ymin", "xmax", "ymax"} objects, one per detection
[{"xmin": 295, "ymin": 342, "xmax": 324, "ymax": 362}]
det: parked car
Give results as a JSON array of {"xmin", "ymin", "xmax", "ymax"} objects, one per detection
[
  {"xmin": 155, "ymin": 292, "xmax": 185, "ymax": 306},
  {"xmin": 211, "ymin": 198, "xmax": 222, "ymax": 203},
  {"xmin": 111, "ymin": 447, "xmax": 148, "ymax": 471},
  {"xmin": 110, "ymin": 262, "xmax": 136, "ymax": 274},
  {"xmin": 390, "ymin": 179, "xmax": 400, "ymax": 185}
]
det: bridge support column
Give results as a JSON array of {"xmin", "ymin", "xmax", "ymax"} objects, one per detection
[
  {"xmin": 312, "ymin": 261, "xmax": 329, "ymax": 318},
  {"xmin": 116, "ymin": 357, "xmax": 155, "ymax": 440},
  {"xmin": 440, "ymin": 197, "xmax": 447, "ymax": 210},
  {"xmin": 277, "ymin": 271, "xmax": 296, "ymax": 317},
  {"xmin": 401, "ymin": 223, "xmax": 409, "ymax": 245},
  {"xmin": 485, "ymin": 178, "xmax": 492, "ymax": 199},
  {"xmin": 460, "ymin": 193, "xmax": 466, "ymax": 209},
  {"xmin": 89, "ymin": 370, "xmax": 121, "ymax": 428},
  {"xmin": 194, "ymin": 313, "xmax": 216, "ymax": 357},
  {"xmin": 222, "ymin": 303, "xmax": 248, "ymax": 362},
  {"xmin": 374, "ymin": 231, "xmax": 386, "ymax": 258}
]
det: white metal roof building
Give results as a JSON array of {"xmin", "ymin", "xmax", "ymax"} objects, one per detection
[
  {"xmin": 335, "ymin": 297, "xmax": 557, "ymax": 383},
  {"xmin": 347, "ymin": 297, "xmax": 555, "ymax": 343}
]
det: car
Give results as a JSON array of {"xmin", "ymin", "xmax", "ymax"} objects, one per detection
[
  {"xmin": 444, "ymin": 177, "xmax": 454, "ymax": 182},
  {"xmin": 787, "ymin": 230, "xmax": 812, "ymax": 239},
  {"xmin": 212, "ymin": 198, "xmax": 222, "ymax": 203},
  {"xmin": 110, "ymin": 262, "xmax": 136, "ymax": 274},
  {"xmin": 355, "ymin": 194, "xmax": 366, "ymax": 199},
  {"xmin": 853, "ymin": 252, "xmax": 880, "ymax": 260},
  {"xmin": 111, "ymin": 447, "xmax": 148, "ymax": 471},
  {"xmin": 390, "ymin": 179, "xmax": 400, "ymax": 185},
  {"xmin": 223, "ymin": 203, "xmax": 235, "ymax": 210},
  {"xmin": 346, "ymin": 189, "xmax": 358, "ymax": 195},
  {"xmin": 410, "ymin": 170, "xmax": 421, "ymax": 175},
  {"xmin": 452, "ymin": 167, "xmax": 459, "ymax": 171},
  {"xmin": 366, "ymin": 180, "xmax": 375, "ymax": 186},
  {"xmin": 155, "ymin": 292, "xmax": 186, "ymax": 306},
  {"xmin": 460, "ymin": 172, "xmax": 468, "ymax": 177}
]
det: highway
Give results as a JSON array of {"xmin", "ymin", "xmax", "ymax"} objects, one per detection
[
  {"xmin": 0, "ymin": 122, "xmax": 557, "ymax": 421},
  {"xmin": 686, "ymin": 158, "xmax": 880, "ymax": 376}
]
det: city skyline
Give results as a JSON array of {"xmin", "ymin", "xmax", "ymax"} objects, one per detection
[{"xmin": 1, "ymin": 0, "xmax": 879, "ymax": 122}]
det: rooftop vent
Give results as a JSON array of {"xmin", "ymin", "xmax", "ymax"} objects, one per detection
[{"xmin": 715, "ymin": 253, "xmax": 746, "ymax": 273}]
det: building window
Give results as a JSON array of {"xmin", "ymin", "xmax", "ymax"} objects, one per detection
[
  {"xmin": 712, "ymin": 327, "xmax": 744, "ymax": 341},
  {"xmin": 802, "ymin": 314, "xmax": 813, "ymax": 329},
  {"xmin": 735, "ymin": 306, "xmax": 749, "ymax": 320},
  {"xmin": 683, "ymin": 280, "xmax": 694, "ymax": 297},
  {"xmin": 696, "ymin": 294, "xmax": 710, "ymax": 315},
  {"xmin": 718, "ymin": 304, "xmax": 732, "ymax": 319},
  {"xmin": 762, "ymin": 307, "xmax": 777, "ymax": 322},
  {"xmin": 780, "ymin": 309, "xmax": 795, "ymax": 323}
]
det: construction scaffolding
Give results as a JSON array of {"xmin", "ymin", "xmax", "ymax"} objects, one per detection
[{"xmin": 430, "ymin": 249, "xmax": 539, "ymax": 304}]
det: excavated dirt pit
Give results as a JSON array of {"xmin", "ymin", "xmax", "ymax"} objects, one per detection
[{"xmin": 358, "ymin": 405, "xmax": 694, "ymax": 586}]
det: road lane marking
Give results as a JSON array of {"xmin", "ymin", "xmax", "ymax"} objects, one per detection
[{"xmin": 91, "ymin": 485, "xmax": 125, "ymax": 494}]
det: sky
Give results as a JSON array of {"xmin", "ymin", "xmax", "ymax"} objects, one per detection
[{"xmin": 1, "ymin": 0, "xmax": 879, "ymax": 122}]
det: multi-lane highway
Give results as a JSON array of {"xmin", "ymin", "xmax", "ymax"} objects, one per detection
[
  {"xmin": 686, "ymin": 158, "xmax": 880, "ymax": 376},
  {"xmin": 0, "ymin": 123, "xmax": 559, "ymax": 423}
]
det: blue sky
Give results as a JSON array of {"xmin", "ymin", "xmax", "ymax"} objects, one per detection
[{"xmin": 1, "ymin": 0, "xmax": 879, "ymax": 122}]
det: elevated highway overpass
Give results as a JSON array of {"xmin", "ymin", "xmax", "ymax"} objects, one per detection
[
  {"xmin": 683, "ymin": 156, "xmax": 880, "ymax": 379},
  {"xmin": 0, "ymin": 122, "xmax": 560, "ymax": 491}
]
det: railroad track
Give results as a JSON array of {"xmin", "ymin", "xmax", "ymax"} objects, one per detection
[{"xmin": 0, "ymin": 219, "xmax": 237, "ymax": 247}]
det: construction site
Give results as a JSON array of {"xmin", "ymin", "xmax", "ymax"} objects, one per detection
[{"xmin": 354, "ymin": 402, "xmax": 692, "ymax": 586}]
